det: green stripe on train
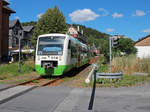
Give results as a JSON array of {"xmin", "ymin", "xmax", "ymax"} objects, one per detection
[{"xmin": 35, "ymin": 64, "xmax": 74, "ymax": 76}]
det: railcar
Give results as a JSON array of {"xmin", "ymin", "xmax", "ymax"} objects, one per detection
[{"xmin": 35, "ymin": 33, "xmax": 89, "ymax": 76}]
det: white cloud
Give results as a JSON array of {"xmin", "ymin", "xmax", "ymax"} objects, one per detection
[
  {"xmin": 112, "ymin": 12, "xmax": 123, "ymax": 18},
  {"xmin": 132, "ymin": 10, "xmax": 146, "ymax": 16},
  {"xmin": 14, "ymin": 16, "xmax": 20, "ymax": 20},
  {"xmin": 69, "ymin": 9, "xmax": 99, "ymax": 23},
  {"xmin": 142, "ymin": 28, "xmax": 150, "ymax": 33},
  {"xmin": 37, "ymin": 13, "xmax": 43, "ymax": 19},
  {"xmin": 98, "ymin": 8, "xmax": 109, "ymax": 16},
  {"xmin": 106, "ymin": 28, "xmax": 115, "ymax": 33}
]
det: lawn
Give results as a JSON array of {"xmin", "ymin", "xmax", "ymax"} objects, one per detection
[{"xmin": 0, "ymin": 60, "xmax": 35, "ymax": 80}]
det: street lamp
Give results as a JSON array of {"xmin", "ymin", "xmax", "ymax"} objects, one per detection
[{"xmin": 18, "ymin": 30, "xmax": 23, "ymax": 73}]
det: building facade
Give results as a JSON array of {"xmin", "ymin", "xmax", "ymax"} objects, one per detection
[
  {"xmin": 135, "ymin": 35, "xmax": 150, "ymax": 58},
  {"xmin": 9, "ymin": 19, "xmax": 23, "ymax": 49},
  {"xmin": 9, "ymin": 20, "xmax": 34, "ymax": 50},
  {"xmin": 0, "ymin": 0, "xmax": 15, "ymax": 63},
  {"xmin": 68, "ymin": 26, "xmax": 88, "ymax": 44},
  {"xmin": 22, "ymin": 26, "xmax": 34, "ymax": 48}
]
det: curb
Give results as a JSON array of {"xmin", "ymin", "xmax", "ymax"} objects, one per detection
[{"xmin": 0, "ymin": 86, "xmax": 37, "ymax": 105}]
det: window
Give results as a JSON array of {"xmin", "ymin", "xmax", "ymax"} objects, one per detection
[
  {"xmin": 38, "ymin": 36, "xmax": 65, "ymax": 55},
  {"xmin": 68, "ymin": 40, "xmax": 71, "ymax": 49}
]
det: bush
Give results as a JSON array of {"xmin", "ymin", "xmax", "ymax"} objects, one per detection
[{"xmin": 97, "ymin": 57, "xmax": 109, "ymax": 72}]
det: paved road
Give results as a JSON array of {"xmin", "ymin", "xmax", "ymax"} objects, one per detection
[{"xmin": 0, "ymin": 84, "xmax": 150, "ymax": 112}]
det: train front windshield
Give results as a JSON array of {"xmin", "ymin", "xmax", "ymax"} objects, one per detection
[{"xmin": 37, "ymin": 36, "xmax": 65, "ymax": 55}]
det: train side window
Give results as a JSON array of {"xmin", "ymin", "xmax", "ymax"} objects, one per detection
[{"xmin": 68, "ymin": 40, "xmax": 71, "ymax": 49}]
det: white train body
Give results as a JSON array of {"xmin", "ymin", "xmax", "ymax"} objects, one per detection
[{"xmin": 35, "ymin": 33, "xmax": 88, "ymax": 76}]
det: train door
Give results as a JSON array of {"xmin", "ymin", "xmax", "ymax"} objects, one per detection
[{"xmin": 67, "ymin": 40, "xmax": 71, "ymax": 65}]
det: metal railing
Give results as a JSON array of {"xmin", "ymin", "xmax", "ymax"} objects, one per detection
[
  {"xmin": 96, "ymin": 72, "xmax": 123, "ymax": 84},
  {"xmin": 85, "ymin": 64, "xmax": 123, "ymax": 84}
]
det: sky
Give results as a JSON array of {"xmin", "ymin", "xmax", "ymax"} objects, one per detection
[{"xmin": 8, "ymin": 0, "xmax": 150, "ymax": 41}]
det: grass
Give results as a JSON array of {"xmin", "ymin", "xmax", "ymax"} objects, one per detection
[
  {"xmin": 82, "ymin": 56, "xmax": 150, "ymax": 88},
  {"xmin": 95, "ymin": 74, "xmax": 150, "ymax": 87},
  {"xmin": 0, "ymin": 59, "xmax": 35, "ymax": 80},
  {"xmin": 97, "ymin": 57, "xmax": 109, "ymax": 73},
  {"xmin": 32, "ymin": 80, "xmax": 39, "ymax": 83},
  {"xmin": 61, "ymin": 56, "xmax": 150, "ymax": 88},
  {"xmin": 112, "ymin": 55, "xmax": 150, "ymax": 75}
]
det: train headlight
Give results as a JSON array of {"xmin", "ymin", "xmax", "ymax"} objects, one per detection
[
  {"xmin": 59, "ymin": 56, "xmax": 62, "ymax": 61},
  {"xmin": 37, "ymin": 56, "xmax": 40, "ymax": 61}
]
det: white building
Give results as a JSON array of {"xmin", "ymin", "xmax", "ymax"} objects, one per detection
[{"xmin": 135, "ymin": 35, "xmax": 150, "ymax": 58}]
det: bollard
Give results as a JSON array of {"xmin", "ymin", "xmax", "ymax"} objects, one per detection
[{"xmin": 85, "ymin": 64, "xmax": 98, "ymax": 84}]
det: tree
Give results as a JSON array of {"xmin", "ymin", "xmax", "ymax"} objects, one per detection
[
  {"xmin": 31, "ymin": 5, "xmax": 68, "ymax": 47},
  {"xmin": 22, "ymin": 21, "xmax": 37, "ymax": 27},
  {"xmin": 117, "ymin": 38, "xmax": 137, "ymax": 55}
]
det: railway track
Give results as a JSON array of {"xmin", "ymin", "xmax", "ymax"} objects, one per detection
[
  {"xmin": 0, "ymin": 56, "xmax": 99, "ymax": 92},
  {"xmin": 0, "ymin": 76, "xmax": 63, "ymax": 105},
  {"xmin": 21, "ymin": 77, "xmax": 62, "ymax": 87},
  {"xmin": 0, "ymin": 76, "xmax": 62, "ymax": 92},
  {"xmin": 0, "ymin": 56, "xmax": 99, "ymax": 105}
]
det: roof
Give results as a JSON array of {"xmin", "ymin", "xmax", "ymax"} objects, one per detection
[
  {"xmin": 2, "ymin": 0, "xmax": 9, "ymax": 5},
  {"xmin": 9, "ymin": 20, "xmax": 18, "ymax": 28},
  {"xmin": 2, "ymin": 0, "xmax": 15, "ymax": 13},
  {"xmin": 3, "ymin": 5, "xmax": 16, "ymax": 13},
  {"xmin": 9, "ymin": 19, "xmax": 22, "ymax": 29},
  {"xmin": 135, "ymin": 35, "xmax": 150, "ymax": 46},
  {"xmin": 68, "ymin": 26, "xmax": 88, "ymax": 44},
  {"xmin": 23, "ymin": 26, "xmax": 34, "ymax": 32},
  {"xmin": 39, "ymin": 33, "xmax": 67, "ymax": 38}
]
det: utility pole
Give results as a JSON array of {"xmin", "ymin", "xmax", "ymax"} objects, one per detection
[{"xmin": 109, "ymin": 37, "xmax": 112, "ymax": 73}]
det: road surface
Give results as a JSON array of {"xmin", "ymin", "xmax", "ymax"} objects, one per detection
[{"xmin": 0, "ymin": 84, "xmax": 150, "ymax": 112}]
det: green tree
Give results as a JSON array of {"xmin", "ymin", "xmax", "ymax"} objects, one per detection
[
  {"xmin": 22, "ymin": 21, "xmax": 37, "ymax": 27},
  {"xmin": 117, "ymin": 38, "xmax": 137, "ymax": 55},
  {"xmin": 31, "ymin": 5, "xmax": 68, "ymax": 47}
]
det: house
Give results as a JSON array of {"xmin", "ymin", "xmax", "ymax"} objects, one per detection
[
  {"xmin": 9, "ymin": 20, "xmax": 34, "ymax": 62},
  {"xmin": 22, "ymin": 26, "xmax": 34, "ymax": 48},
  {"xmin": 0, "ymin": 0, "xmax": 15, "ymax": 63},
  {"xmin": 68, "ymin": 26, "xmax": 88, "ymax": 44},
  {"xmin": 135, "ymin": 35, "xmax": 150, "ymax": 58},
  {"xmin": 9, "ymin": 19, "xmax": 23, "ymax": 49},
  {"xmin": 89, "ymin": 43, "xmax": 100, "ymax": 56},
  {"xmin": 9, "ymin": 20, "xmax": 34, "ymax": 49}
]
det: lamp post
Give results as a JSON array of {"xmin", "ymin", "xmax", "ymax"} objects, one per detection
[
  {"xmin": 109, "ymin": 36, "xmax": 112, "ymax": 73},
  {"xmin": 18, "ymin": 30, "xmax": 23, "ymax": 73}
]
